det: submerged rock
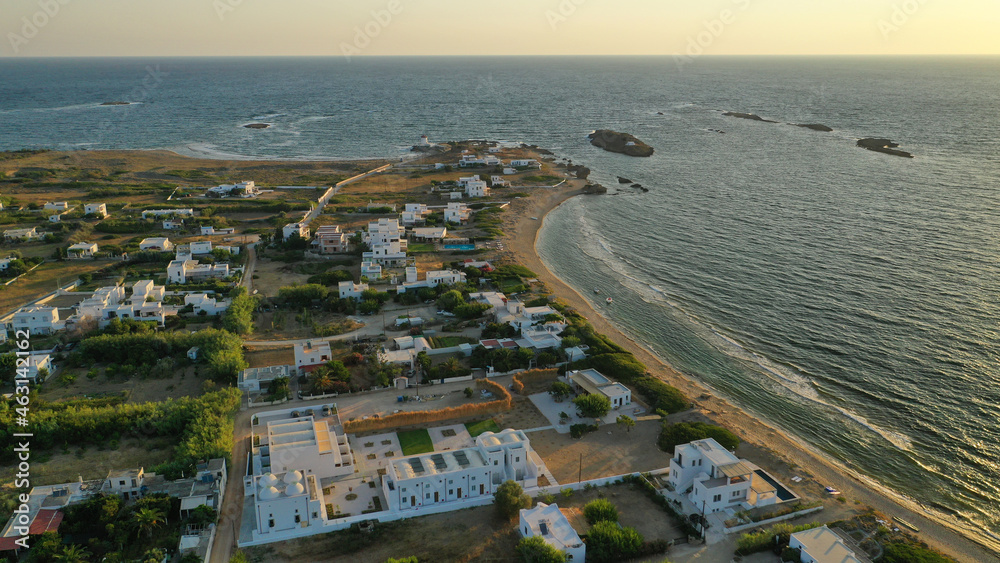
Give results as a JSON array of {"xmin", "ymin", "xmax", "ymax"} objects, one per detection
[
  {"xmin": 617, "ymin": 177, "xmax": 633, "ymax": 184},
  {"xmin": 857, "ymin": 138, "xmax": 913, "ymax": 158},
  {"xmin": 100, "ymin": 101, "xmax": 131, "ymax": 106},
  {"xmin": 244, "ymin": 123, "xmax": 270, "ymax": 129},
  {"xmin": 588, "ymin": 130, "xmax": 654, "ymax": 157},
  {"xmin": 795, "ymin": 123, "xmax": 834, "ymax": 132},
  {"xmin": 723, "ymin": 112, "xmax": 778, "ymax": 123},
  {"xmin": 582, "ymin": 183, "xmax": 608, "ymax": 194}
]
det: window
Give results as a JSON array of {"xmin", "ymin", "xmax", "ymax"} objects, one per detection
[
  {"xmin": 732, "ymin": 490, "xmax": 742, "ymax": 497},
  {"xmin": 268, "ymin": 519, "xmax": 274, "ymax": 528},
  {"xmin": 515, "ymin": 457, "xmax": 519, "ymax": 462},
  {"xmin": 426, "ymin": 493, "xmax": 431, "ymax": 499},
  {"xmin": 712, "ymin": 494, "xmax": 722, "ymax": 503},
  {"xmin": 449, "ymin": 489, "xmax": 453, "ymax": 495},
  {"xmin": 294, "ymin": 515, "xmax": 301, "ymax": 523}
]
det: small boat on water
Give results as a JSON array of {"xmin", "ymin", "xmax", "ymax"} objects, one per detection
[
  {"xmin": 825, "ymin": 486, "xmax": 841, "ymax": 496},
  {"xmin": 606, "ymin": 297, "xmax": 613, "ymax": 305},
  {"xmin": 594, "ymin": 289, "xmax": 601, "ymax": 294}
]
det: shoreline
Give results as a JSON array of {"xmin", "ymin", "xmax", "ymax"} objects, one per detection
[{"xmin": 503, "ymin": 180, "xmax": 999, "ymax": 562}]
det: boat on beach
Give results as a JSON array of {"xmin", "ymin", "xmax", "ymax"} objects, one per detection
[
  {"xmin": 594, "ymin": 288, "xmax": 600, "ymax": 294},
  {"xmin": 606, "ymin": 297, "xmax": 613, "ymax": 305},
  {"xmin": 825, "ymin": 486, "xmax": 841, "ymax": 496}
]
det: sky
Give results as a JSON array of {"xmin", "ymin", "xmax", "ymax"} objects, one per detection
[{"xmin": 2, "ymin": 0, "xmax": 999, "ymax": 57}]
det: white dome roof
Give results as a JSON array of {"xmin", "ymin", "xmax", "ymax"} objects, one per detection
[
  {"xmin": 259, "ymin": 486, "xmax": 281, "ymax": 500},
  {"xmin": 260, "ymin": 473, "xmax": 279, "ymax": 488},
  {"xmin": 285, "ymin": 482, "xmax": 305, "ymax": 496},
  {"xmin": 283, "ymin": 470, "xmax": 303, "ymax": 484}
]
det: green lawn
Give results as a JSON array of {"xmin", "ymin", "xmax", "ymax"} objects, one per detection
[
  {"xmin": 408, "ymin": 243, "xmax": 436, "ymax": 253},
  {"xmin": 397, "ymin": 429, "xmax": 434, "ymax": 456},
  {"xmin": 428, "ymin": 336, "xmax": 477, "ymax": 349},
  {"xmin": 464, "ymin": 419, "xmax": 501, "ymax": 437}
]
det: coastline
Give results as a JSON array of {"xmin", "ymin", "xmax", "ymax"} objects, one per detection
[{"xmin": 503, "ymin": 180, "xmax": 999, "ymax": 563}]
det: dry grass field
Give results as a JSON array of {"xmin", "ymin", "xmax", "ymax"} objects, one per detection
[{"xmin": 0, "ymin": 260, "xmax": 110, "ymax": 315}]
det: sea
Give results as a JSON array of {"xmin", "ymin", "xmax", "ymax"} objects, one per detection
[{"xmin": 2, "ymin": 56, "xmax": 999, "ymax": 551}]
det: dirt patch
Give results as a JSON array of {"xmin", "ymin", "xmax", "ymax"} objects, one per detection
[
  {"xmin": 493, "ymin": 395, "xmax": 551, "ymax": 430},
  {"xmin": 40, "ymin": 364, "xmax": 208, "ymax": 404},
  {"xmin": 532, "ymin": 420, "xmax": 672, "ymax": 483},
  {"xmin": 0, "ymin": 437, "xmax": 176, "ymax": 487},
  {"xmin": 244, "ymin": 348, "xmax": 295, "ymax": 368}
]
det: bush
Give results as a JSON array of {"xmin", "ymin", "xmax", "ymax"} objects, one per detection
[
  {"xmin": 583, "ymin": 498, "xmax": 619, "ymax": 524},
  {"xmin": 586, "ymin": 521, "xmax": 643, "ymax": 563},
  {"xmin": 494, "ymin": 480, "xmax": 531, "ymax": 520},
  {"xmin": 516, "ymin": 535, "xmax": 567, "ymax": 563},
  {"xmin": 569, "ymin": 423, "xmax": 598, "ymax": 439},
  {"xmin": 278, "ymin": 284, "xmax": 329, "ymax": 307},
  {"xmin": 573, "ymin": 393, "xmax": 611, "ymax": 418},
  {"xmin": 633, "ymin": 376, "xmax": 687, "ymax": 414},
  {"xmin": 658, "ymin": 422, "xmax": 740, "ymax": 453},
  {"xmin": 882, "ymin": 542, "xmax": 955, "ymax": 563},
  {"xmin": 223, "ymin": 287, "xmax": 258, "ymax": 335},
  {"xmin": 735, "ymin": 522, "xmax": 822, "ymax": 555}
]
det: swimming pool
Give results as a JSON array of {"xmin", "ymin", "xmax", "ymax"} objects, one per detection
[
  {"xmin": 444, "ymin": 244, "xmax": 476, "ymax": 251},
  {"xmin": 754, "ymin": 469, "xmax": 797, "ymax": 502}
]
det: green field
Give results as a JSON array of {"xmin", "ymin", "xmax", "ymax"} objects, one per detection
[
  {"xmin": 397, "ymin": 429, "xmax": 434, "ymax": 456},
  {"xmin": 464, "ymin": 419, "xmax": 501, "ymax": 437}
]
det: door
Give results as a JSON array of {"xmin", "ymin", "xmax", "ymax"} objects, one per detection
[
  {"xmin": 480, "ymin": 484, "xmax": 485, "ymax": 495},
  {"xmin": 457, "ymin": 487, "xmax": 462, "ymax": 498},
  {"xmin": 433, "ymin": 491, "xmax": 439, "ymax": 502}
]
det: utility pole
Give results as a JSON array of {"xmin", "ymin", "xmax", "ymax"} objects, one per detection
[{"xmin": 578, "ymin": 453, "xmax": 583, "ymax": 484}]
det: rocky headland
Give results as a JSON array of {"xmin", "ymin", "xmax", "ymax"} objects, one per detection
[{"xmin": 588, "ymin": 130, "xmax": 654, "ymax": 157}]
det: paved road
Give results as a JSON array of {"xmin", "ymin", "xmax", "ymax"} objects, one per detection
[
  {"xmin": 209, "ymin": 408, "xmax": 252, "ymax": 563},
  {"xmin": 240, "ymin": 244, "xmax": 257, "ymax": 292}
]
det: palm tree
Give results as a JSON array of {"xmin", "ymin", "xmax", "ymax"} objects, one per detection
[
  {"xmin": 134, "ymin": 507, "xmax": 166, "ymax": 539},
  {"xmin": 441, "ymin": 357, "xmax": 461, "ymax": 377},
  {"xmin": 312, "ymin": 373, "xmax": 334, "ymax": 394},
  {"xmin": 53, "ymin": 545, "xmax": 91, "ymax": 562}
]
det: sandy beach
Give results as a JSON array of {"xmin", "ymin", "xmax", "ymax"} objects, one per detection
[{"xmin": 501, "ymin": 179, "xmax": 1000, "ymax": 563}]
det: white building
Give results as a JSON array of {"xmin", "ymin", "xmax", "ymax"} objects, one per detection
[
  {"xmin": 163, "ymin": 220, "xmax": 184, "ymax": 230},
  {"xmin": 282, "ymin": 223, "xmax": 310, "ymax": 241},
  {"xmin": 21, "ymin": 353, "xmax": 53, "ymax": 385},
  {"xmin": 167, "ymin": 259, "xmax": 230, "ymax": 284},
  {"xmin": 495, "ymin": 301, "xmax": 560, "ymax": 332},
  {"xmin": 666, "ymin": 438, "xmax": 780, "ymax": 514},
  {"xmin": 207, "ymin": 181, "xmax": 259, "ymax": 198},
  {"xmin": 71, "ymin": 280, "xmax": 169, "ymax": 328},
  {"xmin": 238, "ymin": 365, "xmax": 292, "ymax": 393},
  {"xmin": 12, "ymin": 306, "xmax": 63, "ymax": 335},
  {"xmin": 67, "ymin": 242, "xmax": 98, "ymax": 259},
  {"xmin": 397, "ymin": 269, "xmax": 467, "ymax": 293},
  {"xmin": 503, "ymin": 167, "xmax": 517, "ymax": 175},
  {"xmin": 519, "ymin": 503, "xmax": 586, "ymax": 562},
  {"xmin": 459, "ymin": 154, "xmax": 502, "ymax": 167},
  {"xmin": 363, "ymin": 240, "xmax": 407, "ymax": 266},
  {"xmin": 189, "ymin": 240, "xmax": 213, "ymax": 255},
  {"xmin": 315, "ymin": 225, "xmax": 349, "ymax": 254},
  {"xmin": 84, "ymin": 203, "xmax": 108, "ymax": 218},
  {"xmin": 790, "ymin": 526, "xmax": 869, "ymax": 563},
  {"xmin": 338, "ymin": 281, "xmax": 369, "ymax": 300},
  {"xmin": 43, "ymin": 201, "xmax": 69, "ymax": 211},
  {"xmin": 250, "ymin": 471, "xmax": 326, "ymax": 538},
  {"xmin": 444, "ymin": 202, "xmax": 472, "ymax": 224},
  {"xmin": 458, "ymin": 175, "xmax": 481, "ymax": 187},
  {"xmin": 509, "ymin": 159, "xmax": 541, "ymax": 169},
  {"xmin": 465, "ymin": 181, "xmax": 490, "ymax": 198},
  {"xmin": 363, "ymin": 218, "xmax": 406, "ymax": 246},
  {"xmin": 257, "ymin": 416, "xmax": 354, "ymax": 479},
  {"xmin": 3, "ymin": 227, "xmax": 40, "ymax": 241},
  {"xmin": 491, "ymin": 175, "xmax": 509, "ymax": 187},
  {"xmin": 361, "ymin": 261, "xmax": 382, "ymax": 280},
  {"xmin": 382, "ymin": 429, "xmax": 540, "ymax": 513},
  {"xmin": 411, "ymin": 227, "xmax": 447, "ymax": 241},
  {"xmin": 132, "ymin": 279, "xmax": 166, "ymax": 303},
  {"xmin": 200, "ymin": 226, "xmax": 237, "ymax": 236},
  {"xmin": 184, "ymin": 293, "xmax": 230, "ymax": 315},
  {"xmin": 294, "ymin": 340, "xmax": 332, "ymax": 374},
  {"xmin": 401, "ymin": 203, "xmax": 431, "ymax": 226},
  {"xmin": 139, "ymin": 237, "xmax": 173, "ymax": 252},
  {"xmin": 142, "ymin": 208, "xmax": 194, "ymax": 219},
  {"xmin": 566, "ymin": 369, "xmax": 632, "ymax": 410}
]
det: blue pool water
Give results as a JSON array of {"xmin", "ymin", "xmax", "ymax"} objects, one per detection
[{"xmin": 444, "ymin": 245, "xmax": 476, "ymax": 251}]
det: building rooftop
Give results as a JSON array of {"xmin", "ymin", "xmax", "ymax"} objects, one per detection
[
  {"xmin": 792, "ymin": 526, "xmax": 870, "ymax": 563},
  {"xmin": 520, "ymin": 503, "xmax": 583, "ymax": 552}
]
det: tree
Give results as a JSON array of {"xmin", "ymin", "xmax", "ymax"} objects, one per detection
[
  {"xmin": 134, "ymin": 507, "xmax": 166, "ymax": 538},
  {"xmin": 616, "ymin": 414, "xmax": 635, "ymax": 433},
  {"xmin": 573, "ymin": 393, "xmax": 611, "ymax": 418},
  {"xmin": 53, "ymin": 545, "xmax": 91, "ymax": 562},
  {"xmin": 224, "ymin": 287, "xmax": 257, "ymax": 335},
  {"xmin": 657, "ymin": 422, "xmax": 740, "ymax": 453},
  {"xmin": 267, "ymin": 377, "xmax": 291, "ymax": 401},
  {"xmin": 516, "ymin": 535, "xmax": 568, "ymax": 563},
  {"xmin": 583, "ymin": 498, "xmax": 619, "ymax": 524},
  {"xmin": 550, "ymin": 381, "xmax": 573, "ymax": 400},
  {"xmin": 493, "ymin": 480, "xmax": 531, "ymax": 519},
  {"xmin": 586, "ymin": 521, "xmax": 643, "ymax": 563},
  {"xmin": 27, "ymin": 532, "xmax": 63, "ymax": 563},
  {"xmin": 436, "ymin": 289, "xmax": 465, "ymax": 312},
  {"xmin": 516, "ymin": 347, "xmax": 535, "ymax": 368}
]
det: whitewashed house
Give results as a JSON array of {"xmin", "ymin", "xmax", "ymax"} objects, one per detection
[
  {"xmin": 338, "ymin": 281, "xmax": 369, "ymax": 300},
  {"xmin": 666, "ymin": 438, "xmax": 780, "ymax": 514},
  {"xmin": 12, "ymin": 306, "xmax": 63, "ymax": 335},
  {"xmin": 189, "ymin": 240, "xmax": 213, "ymax": 255},
  {"xmin": 163, "ymin": 220, "xmax": 184, "ymax": 230},
  {"xmin": 315, "ymin": 225, "xmax": 349, "ymax": 254},
  {"xmin": 167, "ymin": 260, "xmax": 230, "ymax": 284},
  {"xmin": 401, "ymin": 203, "xmax": 431, "ymax": 226},
  {"xmin": 67, "ymin": 242, "xmax": 98, "ymax": 259},
  {"xmin": 361, "ymin": 261, "xmax": 382, "ymax": 280},
  {"xmin": 509, "ymin": 159, "xmax": 541, "ymax": 169},
  {"xmin": 519, "ymin": 503, "xmax": 585, "ymax": 562},
  {"xmin": 444, "ymin": 202, "xmax": 472, "ymax": 224},
  {"xmin": 790, "ymin": 526, "xmax": 869, "ymax": 563},
  {"xmin": 363, "ymin": 240, "xmax": 407, "ymax": 266},
  {"xmin": 3, "ymin": 227, "xmax": 40, "ymax": 241},
  {"xmin": 363, "ymin": 218, "xmax": 406, "ymax": 246},
  {"xmin": 566, "ymin": 369, "xmax": 631, "ymax": 409},
  {"xmin": 282, "ymin": 223, "xmax": 310, "ymax": 241},
  {"xmin": 237, "ymin": 365, "xmax": 292, "ymax": 393},
  {"xmin": 207, "ymin": 181, "xmax": 259, "ymax": 198},
  {"xmin": 294, "ymin": 340, "xmax": 332, "ymax": 374},
  {"xmin": 21, "ymin": 353, "xmax": 54, "ymax": 385},
  {"xmin": 411, "ymin": 227, "xmax": 447, "ymax": 242},
  {"xmin": 465, "ymin": 182, "xmax": 490, "ymax": 198},
  {"xmin": 383, "ymin": 429, "xmax": 540, "ymax": 513},
  {"xmin": 139, "ymin": 237, "xmax": 173, "ymax": 252},
  {"xmin": 43, "ymin": 202, "xmax": 69, "ymax": 211},
  {"xmin": 491, "ymin": 175, "xmax": 509, "ymax": 187},
  {"xmin": 84, "ymin": 203, "xmax": 108, "ymax": 218},
  {"xmin": 184, "ymin": 293, "xmax": 230, "ymax": 315}
]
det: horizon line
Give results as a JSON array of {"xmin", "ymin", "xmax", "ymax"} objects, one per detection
[{"xmin": 2, "ymin": 53, "xmax": 999, "ymax": 60}]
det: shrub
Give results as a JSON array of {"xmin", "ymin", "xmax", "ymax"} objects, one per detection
[
  {"xmin": 586, "ymin": 521, "xmax": 643, "ymax": 563},
  {"xmin": 516, "ymin": 535, "xmax": 567, "ymax": 563},
  {"xmin": 735, "ymin": 522, "xmax": 822, "ymax": 555},
  {"xmin": 494, "ymin": 480, "xmax": 531, "ymax": 520},
  {"xmin": 583, "ymin": 498, "xmax": 619, "ymax": 524},
  {"xmin": 569, "ymin": 423, "xmax": 598, "ymax": 439},
  {"xmin": 573, "ymin": 393, "xmax": 611, "ymax": 418}
]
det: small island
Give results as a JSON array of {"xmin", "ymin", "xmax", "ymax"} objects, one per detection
[
  {"xmin": 244, "ymin": 123, "xmax": 271, "ymax": 129},
  {"xmin": 588, "ymin": 130, "xmax": 654, "ymax": 157},
  {"xmin": 795, "ymin": 123, "xmax": 834, "ymax": 132},
  {"xmin": 723, "ymin": 112, "xmax": 778, "ymax": 123},
  {"xmin": 857, "ymin": 138, "xmax": 913, "ymax": 158}
]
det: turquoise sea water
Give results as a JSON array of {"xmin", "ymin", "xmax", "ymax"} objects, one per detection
[{"xmin": 2, "ymin": 56, "xmax": 999, "ymax": 551}]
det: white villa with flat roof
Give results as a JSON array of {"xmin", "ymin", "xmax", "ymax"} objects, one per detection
[
  {"xmin": 666, "ymin": 438, "xmax": 780, "ymax": 514},
  {"xmin": 411, "ymin": 227, "xmax": 447, "ymax": 241},
  {"xmin": 444, "ymin": 202, "xmax": 471, "ymax": 224},
  {"xmin": 168, "ymin": 259, "xmax": 230, "ymax": 284},
  {"xmin": 361, "ymin": 261, "xmax": 382, "ymax": 280},
  {"xmin": 282, "ymin": 223, "xmax": 310, "ymax": 240},
  {"xmin": 208, "ymin": 181, "xmax": 259, "ymax": 198},
  {"xmin": 790, "ymin": 526, "xmax": 870, "ymax": 563},
  {"xmin": 12, "ymin": 306, "xmax": 63, "ymax": 335},
  {"xmin": 20, "ymin": 353, "xmax": 53, "ymax": 385},
  {"xmin": 71, "ymin": 280, "xmax": 170, "ymax": 328},
  {"xmin": 567, "ymin": 369, "xmax": 632, "ymax": 409},
  {"xmin": 519, "ymin": 503, "xmax": 585, "ymax": 562},
  {"xmin": 163, "ymin": 220, "xmax": 184, "ymax": 230},
  {"xmin": 363, "ymin": 240, "xmax": 408, "ymax": 266},
  {"xmin": 238, "ymin": 365, "xmax": 292, "ymax": 393},
  {"xmin": 184, "ymin": 293, "xmax": 230, "ymax": 315},
  {"xmin": 338, "ymin": 281, "xmax": 368, "ymax": 300},
  {"xmin": 140, "ymin": 237, "xmax": 173, "ymax": 252},
  {"xmin": 84, "ymin": 203, "xmax": 108, "ymax": 218},
  {"xmin": 401, "ymin": 203, "xmax": 431, "ymax": 226},
  {"xmin": 382, "ymin": 429, "xmax": 539, "ymax": 513},
  {"xmin": 43, "ymin": 201, "xmax": 69, "ymax": 211},
  {"xmin": 294, "ymin": 340, "xmax": 332, "ymax": 374},
  {"xmin": 250, "ymin": 470, "xmax": 326, "ymax": 538},
  {"xmin": 509, "ymin": 159, "xmax": 541, "ymax": 169},
  {"xmin": 363, "ymin": 218, "xmax": 406, "ymax": 246},
  {"xmin": 67, "ymin": 242, "xmax": 98, "ymax": 259},
  {"xmin": 3, "ymin": 227, "xmax": 39, "ymax": 241}
]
